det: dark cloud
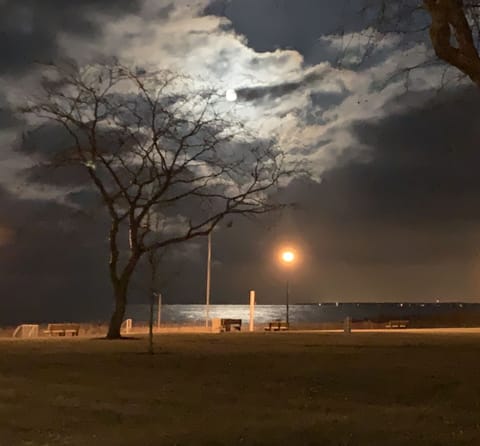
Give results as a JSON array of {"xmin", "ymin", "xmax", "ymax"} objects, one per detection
[
  {"xmin": 0, "ymin": 109, "xmax": 18, "ymax": 129},
  {"xmin": 0, "ymin": 0, "xmax": 142, "ymax": 75},
  {"xmin": 0, "ymin": 93, "xmax": 20, "ymax": 130},
  {"xmin": 205, "ymin": 0, "xmax": 366, "ymax": 65},
  {"xmin": 22, "ymin": 163, "xmax": 90, "ymax": 189},
  {"xmin": 350, "ymin": 86, "xmax": 480, "ymax": 224},
  {"xmin": 309, "ymin": 90, "xmax": 348, "ymax": 109},
  {"xmin": 0, "ymin": 185, "xmax": 112, "ymax": 324},
  {"xmin": 236, "ymin": 68, "xmax": 335, "ymax": 102}
]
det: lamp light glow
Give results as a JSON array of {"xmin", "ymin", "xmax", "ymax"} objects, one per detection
[{"xmin": 281, "ymin": 250, "xmax": 295, "ymax": 263}]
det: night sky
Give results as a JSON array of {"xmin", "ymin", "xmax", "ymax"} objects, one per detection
[{"xmin": 1, "ymin": 0, "xmax": 480, "ymax": 324}]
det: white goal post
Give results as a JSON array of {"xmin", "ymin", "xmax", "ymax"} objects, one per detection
[
  {"xmin": 12, "ymin": 324, "xmax": 39, "ymax": 338},
  {"xmin": 121, "ymin": 318, "xmax": 133, "ymax": 334}
]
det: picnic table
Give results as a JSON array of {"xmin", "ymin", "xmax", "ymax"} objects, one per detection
[
  {"xmin": 385, "ymin": 320, "xmax": 409, "ymax": 329},
  {"xmin": 44, "ymin": 323, "xmax": 80, "ymax": 336},
  {"xmin": 264, "ymin": 320, "xmax": 289, "ymax": 331},
  {"xmin": 220, "ymin": 319, "xmax": 242, "ymax": 332}
]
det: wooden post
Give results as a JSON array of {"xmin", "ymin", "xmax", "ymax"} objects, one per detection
[{"xmin": 249, "ymin": 290, "xmax": 256, "ymax": 332}]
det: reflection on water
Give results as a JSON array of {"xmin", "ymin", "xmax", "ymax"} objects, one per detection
[
  {"xmin": 127, "ymin": 305, "xmax": 287, "ymax": 324},
  {"xmin": 125, "ymin": 303, "xmax": 480, "ymax": 324}
]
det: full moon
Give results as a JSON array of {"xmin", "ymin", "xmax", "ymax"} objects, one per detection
[{"xmin": 226, "ymin": 89, "xmax": 237, "ymax": 102}]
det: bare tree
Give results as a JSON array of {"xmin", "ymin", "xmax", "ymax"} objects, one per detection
[
  {"xmin": 22, "ymin": 61, "xmax": 295, "ymax": 339},
  {"xmin": 145, "ymin": 212, "xmax": 170, "ymax": 355},
  {"xmin": 424, "ymin": 0, "xmax": 480, "ymax": 87},
  {"xmin": 357, "ymin": 1, "xmax": 480, "ymax": 88}
]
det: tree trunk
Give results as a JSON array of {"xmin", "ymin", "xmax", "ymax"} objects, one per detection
[
  {"xmin": 424, "ymin": 0, "xmax": 480, "ymax": 88},
  {"xmin": 107, "ymin": 279, "xmax": 128, "ymax": 339}
]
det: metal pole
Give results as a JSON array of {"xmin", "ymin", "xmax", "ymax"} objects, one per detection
[
  {"xmin": 148, "ymin": 292, "xmax": 154, "ymax": 354},
  {"xmin": 249, "ymin": 290, "xmax": 255, "ymax": 332},
  {"xmin": 286, "ymin": 279, "xmax": 290, "ymax": 325},
  {"xmin": 157, "ymin": 292, "xmax": 162, "ymax": 329},
  {"xmin": 205, "ymin": 231, "xmax": 212, "ymax": 328}
]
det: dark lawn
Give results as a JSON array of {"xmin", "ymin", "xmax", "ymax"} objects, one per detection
[{"xmin": 1, "ymin": 332, "xmax": 480, "ymax": 445}]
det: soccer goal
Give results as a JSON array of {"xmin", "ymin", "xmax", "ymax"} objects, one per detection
[
  {"xmin": 12, "ymin": 324, "xmax": 39, "ymax": 338},
  {"xmin": 121, "ymin": 318, "xmax": 133, "ymax": 334}
]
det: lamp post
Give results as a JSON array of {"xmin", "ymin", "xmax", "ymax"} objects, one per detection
[
  {"xmin": 157, "ymin": 292, "xmax": 162, "ymax": 329},
  {"xmin": 285, "ymin": 279, "xmax": 290, "ymax": 325},
  {"xmin": 205, "ymin": 231, "xmax": 212, "ymax": 328},
  {"xmin": 280, "ymin": 250, "xmax": 295, "ymax": 326},
  {"xmin": 204, "ymin": 222, "xmax": 232, "ymax": 329}
]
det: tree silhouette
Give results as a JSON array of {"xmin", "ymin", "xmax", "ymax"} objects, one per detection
[
  {"xmin": 362, "ymin": 1, "xmax": 480, "ymax": 88},
  {"xmin": 22, "ymin": 61, "xmax": 296, "ymax": 338}
]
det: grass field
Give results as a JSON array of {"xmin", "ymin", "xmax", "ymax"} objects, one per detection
[{"xmin": 1, "ymin": 332, "xmax": 480, "ymax": 445}]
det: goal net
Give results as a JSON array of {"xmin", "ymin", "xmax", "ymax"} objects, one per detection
[
  {"xmin": 12, "ymin": 324, "xmax": 39, "ymax": 338},
  {"xmin": 121, "ymin": 318, "xmax": 133, "ymax": 334}
]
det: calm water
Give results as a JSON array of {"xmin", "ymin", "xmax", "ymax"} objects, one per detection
[{"xmin": 125, "ymin": 303, "xmax": 480, "ymax": 324}]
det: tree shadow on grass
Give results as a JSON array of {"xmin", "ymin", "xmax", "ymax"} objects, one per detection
[
  {"xmin": 90, "ymin": 336, "xmax": 142, "ymax": 341},
  {"xmin": 135, "ymin": 350, "xmax": 172, "ymax": 356}
]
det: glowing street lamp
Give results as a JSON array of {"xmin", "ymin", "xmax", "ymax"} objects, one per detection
[
  {"xmin": 282, "ymin": 250, "xmax": 295, "ymax": 264},
  {"xmin": 280, "ymin": 248, "xmax": 296, "ymax": 326}
]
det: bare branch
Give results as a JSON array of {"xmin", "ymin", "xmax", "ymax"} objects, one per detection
[{"xmin": 21, "ymin": 60, "xmax": 299, "ymax": 338}]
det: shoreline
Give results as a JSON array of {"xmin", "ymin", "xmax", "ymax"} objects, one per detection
[{"xmin": 4, "ymin": 322, "xmax": 480, "ymax": 338}]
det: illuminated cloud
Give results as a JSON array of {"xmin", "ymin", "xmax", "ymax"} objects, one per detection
[{"xmin": 2, "ymin": 0, "xmax": 443, "ymax": 185}]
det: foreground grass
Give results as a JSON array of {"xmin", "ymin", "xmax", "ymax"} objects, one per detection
[{"xmin": 1, "ymin": 333, "xmax": 480, "ymax": 445}]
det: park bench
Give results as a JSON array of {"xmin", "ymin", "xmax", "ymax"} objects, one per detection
[
  {"xmin": 264, "ymin": 320, "xmax": 289, "ymax": 331},
  {"xmin": 44, "ymin": 323, "xmax": 80, "ymax": 336},
  {"xmin": 220, "ymin": 319, "xmax": 242, "ymax": 332},
  {"xmin": 385, "ymin": 320, "xmax": 409, "ymax": 329}
]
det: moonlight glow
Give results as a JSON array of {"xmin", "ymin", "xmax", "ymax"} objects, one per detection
[{"xmin": 226, "ymin": 89, "xmax": 237, "ymax": 102}]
